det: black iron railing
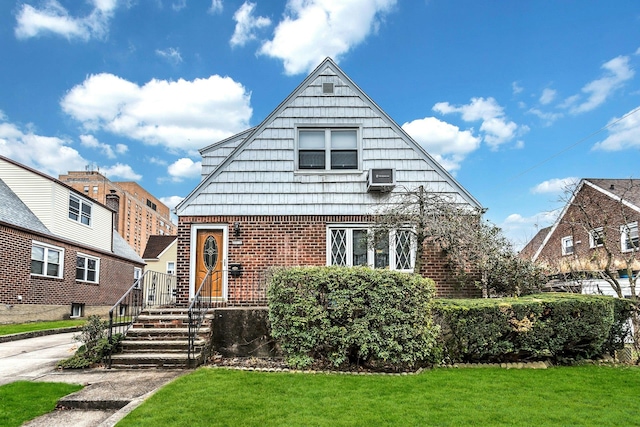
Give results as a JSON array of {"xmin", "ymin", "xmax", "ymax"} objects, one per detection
[
  {"xmin": 187, "ymin": 269, "xmax": 218, "ymax": 364},
  {"xmin": 107, "ymin": 270, "xmax": 177, "ymax": 367}
]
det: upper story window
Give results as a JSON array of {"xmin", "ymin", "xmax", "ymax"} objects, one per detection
[
  {"xmin": 298, "ymin": 128, "xmax": 358, "ymax": 170},
  {"xmin": 328, "ymin": 226, "xmax": 414, "ymax": 272},
  {"xmin": 69, "ymin": 194, "xmax": 92, "ymax": 226},
  {"xmin": 31, "ymin": 242, "xmax": 64, "ymax": 278},
  {"xmin": 76, "ymin": 253, "xmax": 99, "ymax": 283},
  {"xmin": 621, "ymin": 222, "xmax": 639, "ymax": 252},
  {"xmin": 589, "ymin": 227, "xmax": 604, "ymax": 248},
  {"xmin": 167, "ymin": 261, "xmax": 176, "ymax": 275},
  {"xmin": 561, "ymin": 236, "xmax": 574, "ymax": 256}
]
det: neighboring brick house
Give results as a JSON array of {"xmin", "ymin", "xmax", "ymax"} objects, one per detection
[
  {"xmin": 0, "ymin": 155, "xmax": 145, "ymax": 323},
  {"xmin": 175, "ymin": 57, "xmax": 482, "ymax": 304},
  {"xmin": 522, "ymin": 178, "xmax": 640, "ymax": 296}
]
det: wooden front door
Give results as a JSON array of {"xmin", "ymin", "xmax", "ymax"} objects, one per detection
[{"xmin": 195, "ymin": 229, "xmax": 224, "ymax": 299}]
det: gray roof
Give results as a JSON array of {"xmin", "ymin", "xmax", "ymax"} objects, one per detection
[
  {"xmin": 587, "ymin": 178, "xmax": 640, "ymax": 209},
  {"xmin": 0, "ymin": 178, "xmax": 52, "ymax": 235},
  {"xmin": 113, "ymin": 231, "xmax": 145, "ymax": 264}
]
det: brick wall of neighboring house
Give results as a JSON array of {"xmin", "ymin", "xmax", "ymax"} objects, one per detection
[
  {"xmin": 177, "ymin": 215, "xmax": 479, "ymax": 304},
  {"xmin": 0, "ymin": 223, "xmax": 142, "ymax": 321},
  {"xmin": 536, "ymin": 184, "xmax": 640, "ymax": 272}
]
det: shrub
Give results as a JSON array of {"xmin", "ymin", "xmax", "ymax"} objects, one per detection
[
  {"xmin": 434, "ymin": 293, "xmax": 633, "ymax": 364},
  {"xmin": 267, "ymin": 266, "xmax": 441, "ymax": 370},
  {"xmin": 57, "ymin": 315, "xmax": 123, "ymax": 369}
]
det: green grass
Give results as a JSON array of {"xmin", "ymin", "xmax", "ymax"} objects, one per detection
[
  {"xmin": 0, "ymin": 381, "xmax": 82, "ymax": 426},
  {"xmin": 0, "ymin": 319, "xmax": 85, "ymax": 336},
  {"xmin": 118, "ymin": 366, "xmax": 640, "ymax": 427}
]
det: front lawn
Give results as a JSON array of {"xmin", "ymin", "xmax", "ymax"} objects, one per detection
[
  {"xmin": 119, "ymin": 365, "xmax": 640, "ymax": 426},
  {"xmin": 0, "ymin": 381, "xmax": 83, "ymax": 427},
  {"xmin": 0, "ymin": 319, "xmax": 85, "ymax": 336}
]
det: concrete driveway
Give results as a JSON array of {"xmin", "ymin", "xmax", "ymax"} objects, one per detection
[{"xmin": 0, "ymin": 332, "xmax": 78, "ymax": 385}]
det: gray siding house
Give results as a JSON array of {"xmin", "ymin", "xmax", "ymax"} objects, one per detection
[{"xmin": 175, "ymin": 57, "xmax": 482, "ymax": 304}]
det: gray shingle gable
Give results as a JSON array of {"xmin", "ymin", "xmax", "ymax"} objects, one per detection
[{"xmin": 177, "ymin": 57, "xmax": 481, "ymax": 216}]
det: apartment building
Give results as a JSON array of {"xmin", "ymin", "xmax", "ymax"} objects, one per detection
[{"xmin": 59, "ymin": 170, "xmax": 177, "ymax": 256}]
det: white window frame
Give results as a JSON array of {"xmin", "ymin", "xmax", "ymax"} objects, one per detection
[
  {"xmin": 326, "ymin": 225, "xmax": 415, "ymax": 272},
  {"xmin": 589, "ymin": 227, "xmax": 604, "ymax": 248},
  {"xmin": 166, "ymin": 261, "xmax": 176, "ymax": 275},
  {"xmin": 76, "ymin": 253, "xmax": 100, "ymax": 283},
  {"xmin": 296, "ymin": 126, "xmax": 361, "ymax": 171},
  {"xmin": 31, "ymin": 241, "xmax": 64, "ymax": 278},
  {"xmin": 561, "ymin": 236, "xmax": 574, "ymax": 256},
  {"xmin": 621, "ymin": 222, "xmax": 639, "ymax": 253},
  {"xmin": 71, "ymin": 303, "xmax": 84, "ymax": 318},
  {"xmin": 69, "ymin": 193, "xmax": 92, "ymax": 226}
]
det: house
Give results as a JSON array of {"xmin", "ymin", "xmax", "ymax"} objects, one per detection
[
  {"xmin": 522, "ymin": 178, "xmax": 640, "ymax": 296},
  {"xmin": 0, "ymin": 155, "xmax": 145, "ymax": 323},
  {"xmin": 59, "ymin": 170, "xmax": 177, "ymax": 256},
  {"xmin": 174, "ymin": 57, "xmax": 483, "ymax": 305},
  {"xmin": 142, "ymin": 235, "xmax": 177, "ymax": 276}
]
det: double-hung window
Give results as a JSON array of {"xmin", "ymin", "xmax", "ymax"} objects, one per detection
[
  {"xmin": 298, "ymin": 128, "xmax": 358, "ymax": 170},
  {"xmin": 31, "ymin": 242, "xmax": 63, "ymax": 278},
  {"xmin": 589, "ymin": 227, "xmax": 604, "ymax": 248},
  {"xmin": 621, "ymin": 222, "xmax": 639, "ymax": 252},
  {"xmin": 76, "ymin": 253, "xmax": 99, "ymax": 283},
  {"xmin": 561, "ymin": 236, "xmax": 574, "ymax": 256},
  {"xmin": 69, "ymin": 194, "xmax": 92, "ymax": 226},
  {"xmin": 328, "ymin": 227, "xmax": 414, "ymax": 271}
]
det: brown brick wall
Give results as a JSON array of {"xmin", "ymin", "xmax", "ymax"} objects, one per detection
[
  {"xmin": 0, "ymin": 224, "xmax": 141, "ymax": 309},
  {"xmin": 177, "ymin": 215, "xmax": 478, "ymax": 302}
]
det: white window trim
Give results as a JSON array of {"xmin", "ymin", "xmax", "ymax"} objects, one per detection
[
  {"xmin": 76, "ymin": 252, "xmax": 100, "ymax": 283},
  {"xmin": 326, "ymin": 225, "xmax": 415, "ymax": 272},
  {"xmin": 589, "ymin": 227, "xmax": 604, "ymax": 248},
  {"xmin": 621, "ymin": 222, "xmax": 639, "ymax": 253},
  {"xmin": 561, "ymin": 236, "xmax": 574, "ymax": 256},
  {"xmin": 68, "ymin": 193, "xmax": 92, "ymax": 227},
  {"xmin": 166, "ymin": 261, "xmax": 176, "ymax": 275},
  {"xmin": 31, "ymin": 241, "xmax": 64, "ymax": 279},
  {"xmin": 295, "ymin": 125, "xmax": 362, "ymax": 172}
]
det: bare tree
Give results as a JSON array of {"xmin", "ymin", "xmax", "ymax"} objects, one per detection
[{"xmin": 372, "ymin": 186, "xmax": 545, "ymax": 297}]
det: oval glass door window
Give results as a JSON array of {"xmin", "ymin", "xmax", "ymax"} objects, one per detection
[{"xmin": 203, "ymin": 236, "xmax": 218, "ymax": 271}]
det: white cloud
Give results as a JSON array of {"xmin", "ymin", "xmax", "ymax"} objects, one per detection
[
  {"xmin": 230, "ymin": 2, "xmax": 271, "ymax": 47},
  {"xmin": 115, "ymin": 143, "xmax": 128, "ymax": 154},
  {"xmin": 512, "ymin": 81, "xmax": 523, "ymax": 95},
  {"xmin": 156, "ymin": 47, "xmax": 183, "ymax": 65},
  {"xmin": 168, "ymin": 157, "xmax": 202, "ymax": 181},
  {"xmin": 539, "ymin": 88, "xmax": 556, "ymax": 105},
  {"xmin": 159, "ymin": 195, "xmax": 184, "ymax": 211},
  {"xmin": 259, "ymin": 0, "xmax": 396, "ymax": 75},
  {"xmin": 564, "ymin": 55, "xmax": 635, "ymax": 114},
  {"xmin": 172, "ymin": 0, "xmax": 187, "ymax": 11},
  {"xmin": 500, "ymin": 210, "xmax": 559, "ymax": 251},
  {"xmin": 402, "ymin": 116, "xmax": 481, "ymax": 173},
  {"xmin": 79, "ymin": 134, "xmax": 117, "ymax": 158},
  {"xmin": 101, "ymin": 163, "xmax": 142, "ymax": 180},
  {"xmin": 531, "ymin": 177, "xmax": 579, "ymax": 194},
  {"xmin": 15, "ymin": 0, "xmax": 117, "ymax": 41},
  {"xmin": 433, "ymin": 97, "xmax": 523, "ymax": 149},
  {"xmin": 592, "ymin": 106, "xmax": 640, "ymax": 151},
  {"xmin": 61, "ymin": 73, "xmax": 253, "ymax": 153},
  {"xmin": 527, "ymin": 108, "xmax": 563, "ymax": 126},
  {"xmin": 209, "ymin": 0, "xmax": 223, "ymax": 14}
]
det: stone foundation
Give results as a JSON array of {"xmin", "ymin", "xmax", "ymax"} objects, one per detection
[
  {"xmin": 0, "ymin": 304, "xmax": 112, "ymax": 324},
  {"xmin": 210, "ymin": 307, "xmax": 279, "ymax": 358}
]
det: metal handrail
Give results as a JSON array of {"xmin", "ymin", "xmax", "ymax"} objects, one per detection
[
  {"xmin": 187, "ymin": 269, "xmax": 220, "ymax": 365},
  {"xmin": 106, "ymin": 270, "xmax": 177, "ymax": 367}
]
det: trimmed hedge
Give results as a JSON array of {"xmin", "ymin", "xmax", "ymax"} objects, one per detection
[
  {"xmin": 434, "ymin": 293, "xmax": 633, "ymax": 364},
  {"xmin": 267, "ymin": 266, "xmax": 440, "ymax": 370}
]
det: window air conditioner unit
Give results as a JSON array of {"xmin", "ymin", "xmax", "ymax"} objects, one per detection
[{"xmin": 367, "ymin": 168, "xmax": 395, "ymax": 192}]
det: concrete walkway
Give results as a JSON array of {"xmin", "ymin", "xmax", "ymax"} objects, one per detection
[{"xmin": 0, "ymin": 332, "xmax": 186, "ymax": 426}]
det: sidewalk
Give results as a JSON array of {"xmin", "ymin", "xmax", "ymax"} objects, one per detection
[{"xmin": 0, "ymin": 331, "xmax": 186, "ymax": 426}]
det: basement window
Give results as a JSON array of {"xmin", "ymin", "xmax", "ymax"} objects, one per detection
[{"xmin": 71, "ymin": 303, "xmax": 84, "ymax": 318}]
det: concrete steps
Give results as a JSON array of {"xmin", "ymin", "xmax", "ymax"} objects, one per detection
[{"xmin": 109, "ymin": 308, "xmax": 212, "ymax": 369}]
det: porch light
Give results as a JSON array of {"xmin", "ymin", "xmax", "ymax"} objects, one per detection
[{"xmin": 234, "ymin": 222, "xmax": 241, "ymax": 237}]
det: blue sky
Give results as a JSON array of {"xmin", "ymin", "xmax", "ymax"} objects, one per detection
[{"xmin": 1, "ymin": 0, "xmax": 640, "ymax": 249}]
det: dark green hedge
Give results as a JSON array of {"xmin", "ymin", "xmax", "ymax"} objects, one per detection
[
  {"xmin": 433, "ymin": 293, "xmax": 633, "ymax": 363},
  {"xmin": 267, "ymin": 266, "xmax": 440, "ymax": 369}
]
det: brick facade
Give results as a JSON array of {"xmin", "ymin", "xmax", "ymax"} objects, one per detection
[
  {"xmin": 0, "ymin": 223, "xmax": 143, "ymax": 322},
  {"xmin": 177, "ymin": 215, "xmax": 479, "ymax": 303}
]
